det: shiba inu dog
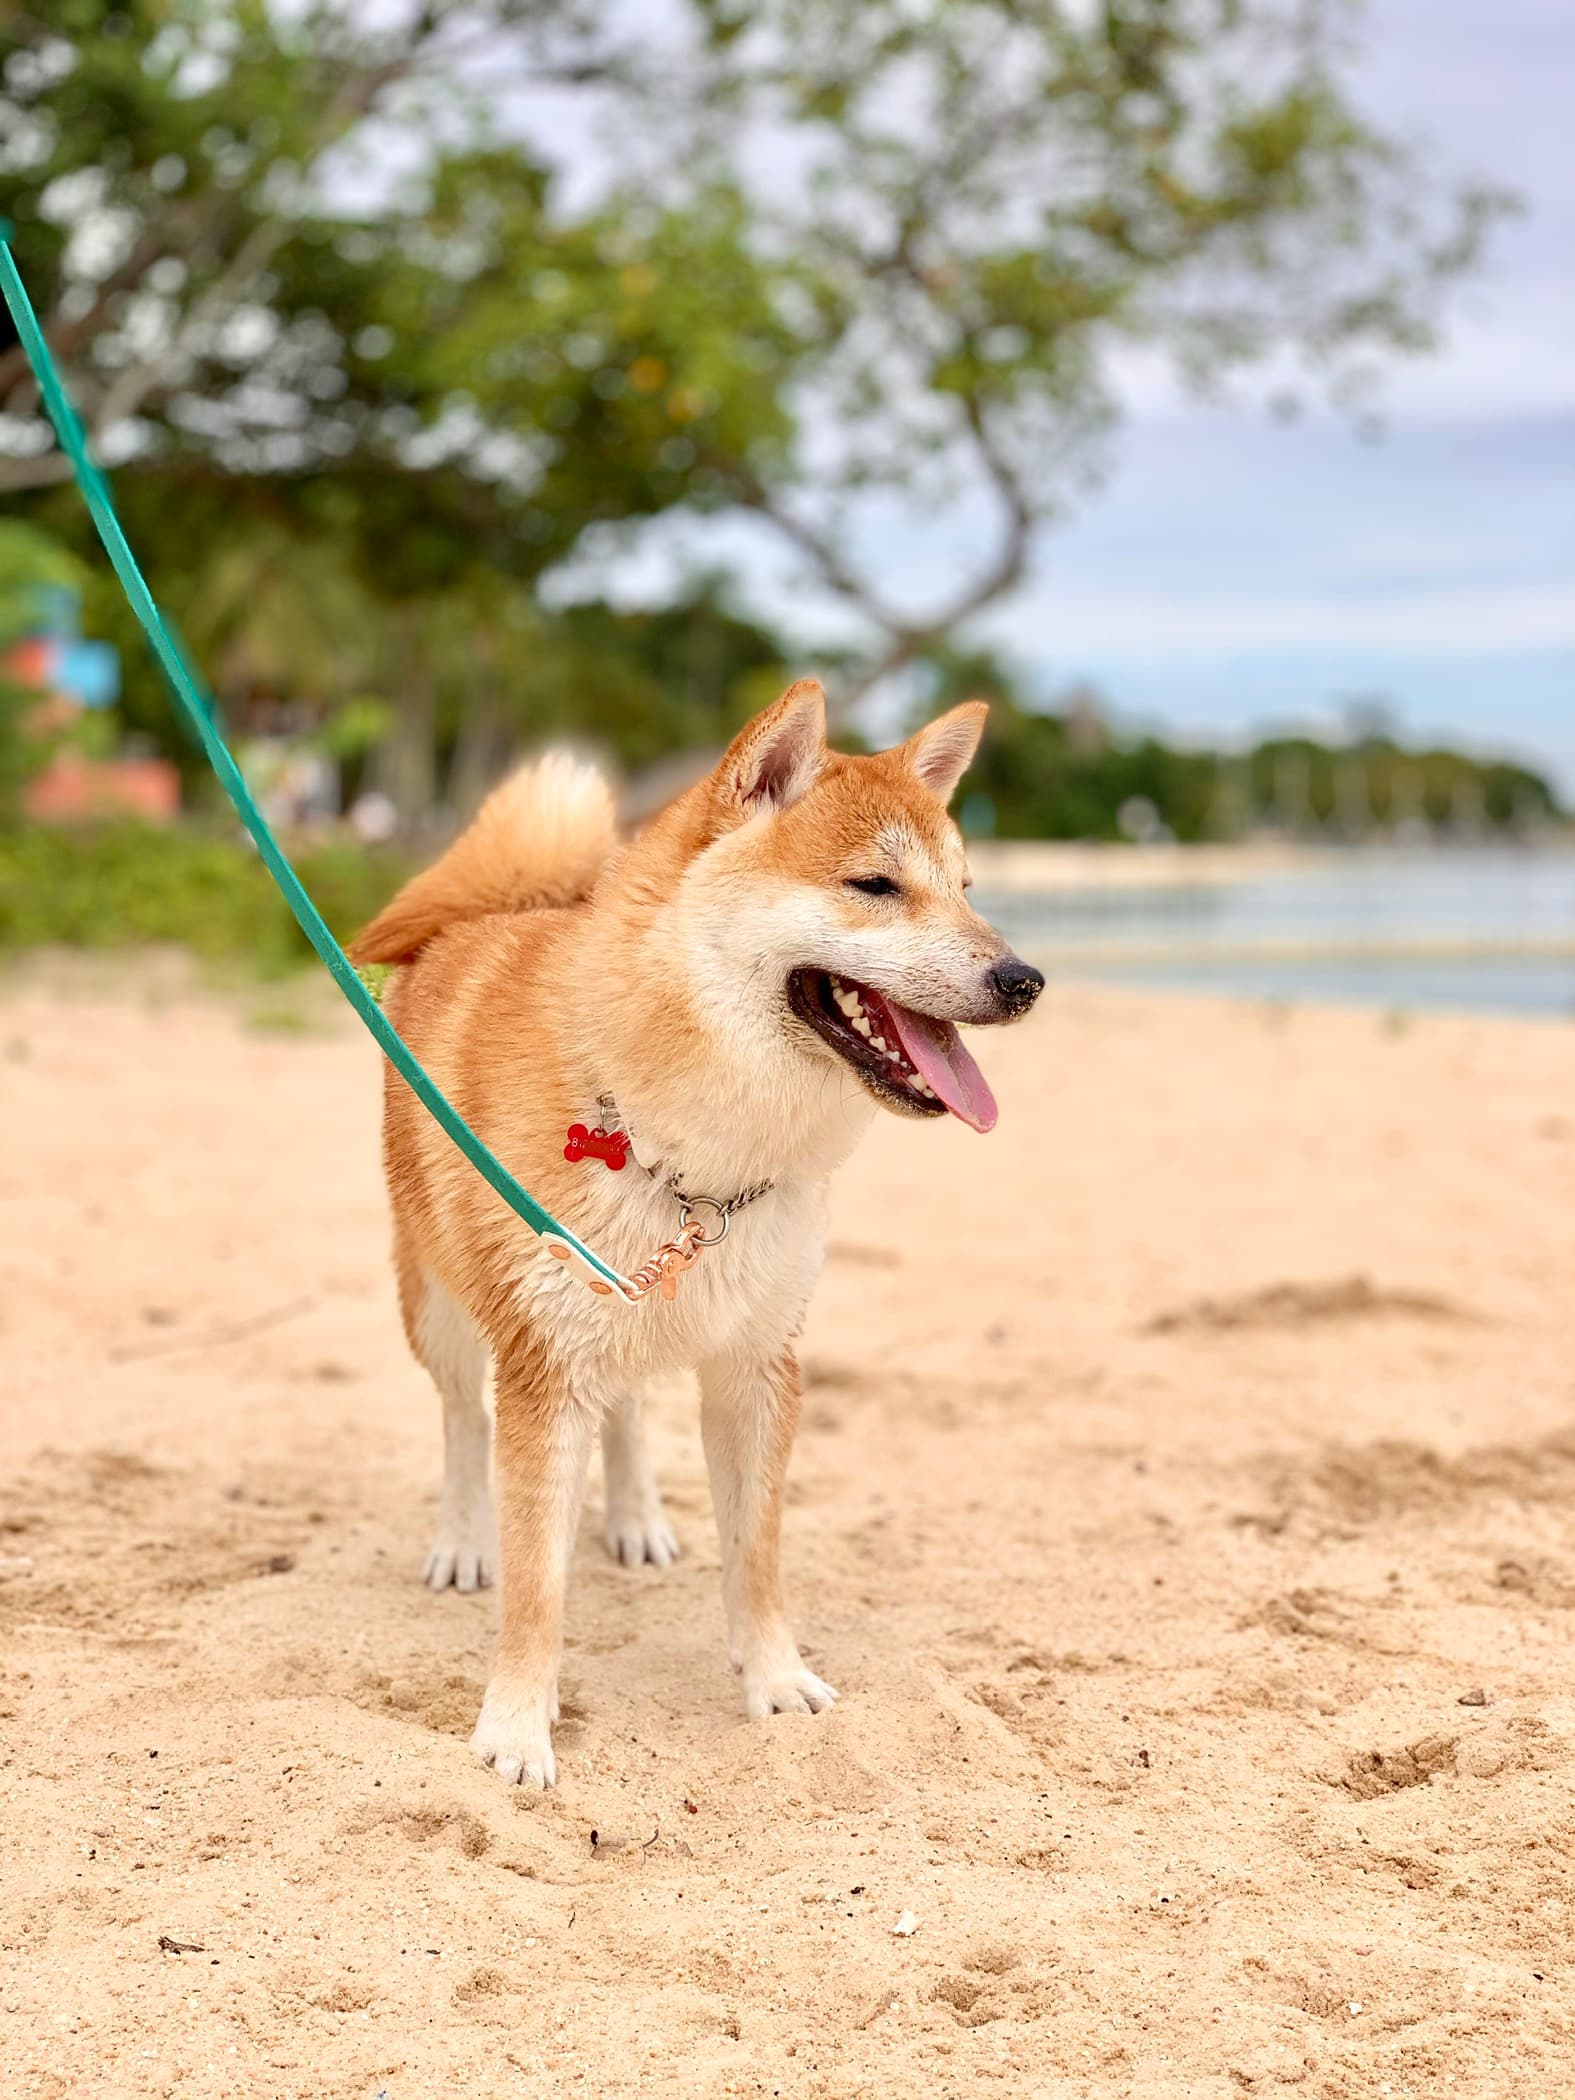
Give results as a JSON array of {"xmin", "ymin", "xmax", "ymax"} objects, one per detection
[{"xmin": 350, "ymin": 680, "xmax": 1043, "ymax": 1787}]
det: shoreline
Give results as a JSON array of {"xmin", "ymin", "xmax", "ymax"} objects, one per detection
[{"xmin": 966, "ymin": 835, "xmax": 1575, "ymax": 892}]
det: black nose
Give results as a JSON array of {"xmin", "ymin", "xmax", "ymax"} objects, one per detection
[{"xmin": 991, "ymin": 956, "xmax": 1044, "ymax": 1013}]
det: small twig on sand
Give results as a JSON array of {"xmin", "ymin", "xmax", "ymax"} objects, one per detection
[{"xmin": 111, "ymin": 1297, "xmax": 314, "ymax": 1364}]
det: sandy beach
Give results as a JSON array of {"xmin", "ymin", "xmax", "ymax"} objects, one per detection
[{"xmin": 2, "ymin": 971, "xmax": 1572, "ymax": 2099}]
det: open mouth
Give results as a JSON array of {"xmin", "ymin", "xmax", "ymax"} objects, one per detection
[{"xmin": 787, "ymin": 969, "xmax": 999, "ymax": 1133}]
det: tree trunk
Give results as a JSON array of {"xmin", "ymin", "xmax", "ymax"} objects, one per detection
[
  {"xmin": 371, "ymin": 653, "xmax": 438, "ymax": 840},
  {"xmin": 446, "ymin": 677, "xmax": 506, "ymax": 821}
]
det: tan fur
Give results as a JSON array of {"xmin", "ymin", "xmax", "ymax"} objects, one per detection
[
  {"xmin": 362, "ymin": 680, "xmax": 1038, "ymax": 1786},
  {"xmin": 348, "ymin": 752, "xmax": 615, "ymax": 964}
]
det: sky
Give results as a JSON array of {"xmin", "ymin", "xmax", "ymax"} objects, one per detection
[{"xmin": 531, "ymin": 0, "xmax": 1574, "ymax": 789}]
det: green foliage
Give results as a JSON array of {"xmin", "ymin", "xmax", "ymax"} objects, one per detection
[
  {"xmin": 0, "ymin": 521, "xmax": 86, "ymax": 644},
  {"xmin": 0, "ymin": 821, "xmax": 408, "ymax": 975},
  {"xmin": 354, "ymin": 961, "xmax": 394, "ymax": 1007},
  {"xmin": 313, "ymin": 698, "xmax": 395, "ymax": 765},
  {"xmin": 0, "ymin": 681, "xmax": 44, "ymax": 828},
  {"xmin": 2, "ymin": 12, "xmax": 799, "ymax": 580}
]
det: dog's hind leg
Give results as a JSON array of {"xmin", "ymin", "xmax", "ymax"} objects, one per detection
[
  {"xmin": 600, "ymin": 1388, "xmax": 679, "ymax": 1568},
  {"xmin": 398, "ymin": 1245, "xmax": 496, "ymax": 1593}
]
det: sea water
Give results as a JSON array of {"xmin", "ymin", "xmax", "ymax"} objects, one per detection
[{"xmin": 975, "ymin": 848, "xmax": 1575, "ymax": 1019}]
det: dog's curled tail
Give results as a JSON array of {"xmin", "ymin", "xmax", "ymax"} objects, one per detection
[{"xmin": 347, "ymin": 751, "xmax": 616, "ymax": 965}]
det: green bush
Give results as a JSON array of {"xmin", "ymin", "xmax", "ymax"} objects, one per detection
[{"xmin": 0, "ymin": 822, "xmax": 408, "ymax": 978}]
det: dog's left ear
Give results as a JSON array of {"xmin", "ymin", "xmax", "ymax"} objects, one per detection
[
  {"xmin": 898, "ymin": 701, "xmax": 988, "ymax": 805},
  {"xmin": 720, "ymin": 679, "xmax": 826, "ymax": 817}
]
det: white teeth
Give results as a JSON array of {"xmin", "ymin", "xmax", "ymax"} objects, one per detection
[
  {"xmin": 871, "ymin": 1035, "xmax": 887, "ymax": 1052},
  {"xmin": 833, "ymin": 987, "xmax": 863, "ymax": 1018},
  {"xmin": 851, "ymin": 1014, "xmax": 872, "ymax": 1037}
]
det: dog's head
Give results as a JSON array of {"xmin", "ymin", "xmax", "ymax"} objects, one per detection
[{"xmin": 668, "ymin": 679, "xmax": 1043, "ymax": 1134}]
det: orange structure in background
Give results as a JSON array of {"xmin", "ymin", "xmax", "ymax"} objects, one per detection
[{"xmin": 24, "ymin": 748, "xmax": 180, "ymax": 823}]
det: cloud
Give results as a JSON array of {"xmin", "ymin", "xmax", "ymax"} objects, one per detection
[{"xmin": 986, "ymin": 584, "xmax": 1575, "ymax": 659}]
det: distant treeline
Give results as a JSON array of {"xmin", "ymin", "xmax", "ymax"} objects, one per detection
[
  {"xmin": 913, "ymin": 647, "xmax": 1563, "ymax": 842},
  {"xmin": 956, "ymin": 694, "xmax": 1562, "ymax": 843}
]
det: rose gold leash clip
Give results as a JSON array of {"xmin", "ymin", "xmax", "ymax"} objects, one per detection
[{"xmin": 617, "ymin": 1197, "xmax": 731, "ymax": 1303}]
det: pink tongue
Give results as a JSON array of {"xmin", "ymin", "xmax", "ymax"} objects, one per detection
[{"xmin": 878, "ymin": 995, "xmax": 999, "ymax": 1134}]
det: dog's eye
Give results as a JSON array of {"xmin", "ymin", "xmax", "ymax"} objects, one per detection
[{"xmin": 847, "ymin": 874, "xmax": 900, "ymax": 898}]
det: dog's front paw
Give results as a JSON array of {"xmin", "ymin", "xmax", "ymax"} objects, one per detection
[
  {"xmin": 471, "ymin": 1683, "xmax": 557, "ymax": 1789},
  {"xmin": 741, "ymin": 1655, "xmax": 839, "ymax": 1721}
]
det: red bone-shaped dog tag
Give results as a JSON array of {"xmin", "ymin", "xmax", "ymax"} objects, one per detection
[{"xmin": 564, "ymin": 1123, "xmax": 631, "ymax": 1171}]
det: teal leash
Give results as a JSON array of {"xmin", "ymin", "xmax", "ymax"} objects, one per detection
[{"xmin": 0, "ymin": 230, "xmax": 630, "ymax": 1296}]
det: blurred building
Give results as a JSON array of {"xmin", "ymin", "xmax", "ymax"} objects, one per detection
[{"xmin": 6, "ymin": 584, "xmax": 179, "ymax": 822}]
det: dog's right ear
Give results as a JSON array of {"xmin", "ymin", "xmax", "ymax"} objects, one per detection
[{"xmin": 717, "ymin": 679, "xmax": 826, "ymax": 819}]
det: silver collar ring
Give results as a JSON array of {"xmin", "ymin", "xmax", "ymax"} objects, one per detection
[{"xmin": 678, "ymin": 1197, "xmax": 730, "ymax": 1245}]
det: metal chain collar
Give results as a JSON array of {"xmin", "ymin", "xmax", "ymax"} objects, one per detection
[{"xmin": 594, "ymin": 1095, "xmax": 776, "ymax": 1234}]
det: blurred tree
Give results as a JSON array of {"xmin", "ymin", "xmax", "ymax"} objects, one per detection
[
  {"xmin": 0, "ymin": 0, "xmax": 1511, "ymax": 759},
  {"xmin": 1, "ymin": 2, "xmax": 799, "ymax": 808}
]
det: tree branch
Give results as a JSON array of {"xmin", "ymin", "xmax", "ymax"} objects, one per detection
[
  {"xmin": 709, "ymin": 455, "xmax": 905, "ymax": 627},
  {"xmin": 0, "ymin": 219, "xmax": 189, "ymax": 403},
  {"xmin": 89, "ymin": 216, "xmax": 294, "ymax": 436},
  {"xmin": 714, "ymin": 388, "xmax": 1036, "ymax": 722},
  {"xmin": 0, "ymin": 448, "xmax": 82, "ymax": 492}
]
